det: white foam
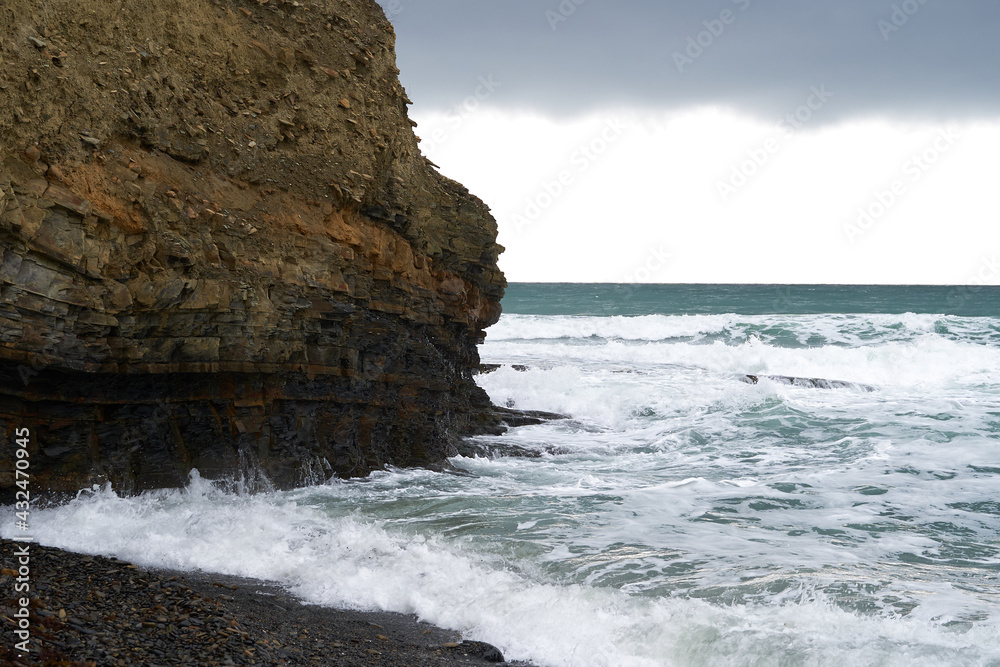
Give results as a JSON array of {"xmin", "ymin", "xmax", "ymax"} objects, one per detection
[
  {"xmin": 480, "ymin": 329, "xmax": 1000, "ymax": 402},
  {"xmin": 5, "ymin": 312, "xmax": 999, "ymax": 665},
  {"xmin": 486, "ymin": 312, "xmax": 985, "ymax": 346},
  {"xmin": 3, "ymin": 480, "xmax": 997, "ymax": 667},
  {"xmin": 487, "ymin": 314, "xmax": 744, "ymax": 342}
]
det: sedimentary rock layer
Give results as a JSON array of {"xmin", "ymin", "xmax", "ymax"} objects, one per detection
[{"xmin": 0, "ymin": 0, "xmax": 505, "ymax": 497}]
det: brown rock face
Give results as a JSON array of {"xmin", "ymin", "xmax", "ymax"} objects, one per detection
[{"xmin": 0, "ymin": 0, "xmax": 505, "ymax": 498}]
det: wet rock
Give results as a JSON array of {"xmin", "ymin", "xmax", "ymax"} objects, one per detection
[
  {"xmin": 455, "ymin": 641, "xmax": 507, "ymax": 663},
  {"xmin": 742, "ymin": 374, "xmax": 876, "ymax": 392},
  {"xmin": 494, "ymin": 406, "xmax": 569, "ymax": 428},
  {"xmin": 476, "ymin": 363, "xmax": 529, "ymax": 374}
]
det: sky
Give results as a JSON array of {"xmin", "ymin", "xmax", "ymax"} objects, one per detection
[{"xmin": 376, "ymin": 0, "xmax": 1000, "ymax": 285}]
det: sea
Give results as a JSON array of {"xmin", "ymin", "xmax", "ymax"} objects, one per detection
[{"xmin": 4, "ymin": 283, "xmax": 1000, "ymax": 666}]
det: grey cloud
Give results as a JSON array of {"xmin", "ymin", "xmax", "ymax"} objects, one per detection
[{"xmin": 376, "ymin": 0, "xmax": 1000, "ymax": 123}]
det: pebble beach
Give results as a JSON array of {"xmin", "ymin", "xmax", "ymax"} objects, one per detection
[{"xmin": 1, "ymin": 540, "xmax": 519, "ymax": 666}]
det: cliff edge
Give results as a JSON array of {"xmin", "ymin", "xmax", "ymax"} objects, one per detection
[{"xmin": 0, "ymin": 0, "xmax": 505, "ymax": 497}]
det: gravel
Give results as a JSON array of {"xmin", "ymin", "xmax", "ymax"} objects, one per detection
[{"xmin": 1, "ymin": 540, "xmax": 531, "ymax": 666}]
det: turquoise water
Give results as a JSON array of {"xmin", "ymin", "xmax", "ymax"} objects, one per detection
[
  {"xmin": 502, "ymin": 283, "xmax": 1000, "ymax": 317},
  {"xmin": 5, "ymin": 284, "xmax": 1000, "ymax": 666}
]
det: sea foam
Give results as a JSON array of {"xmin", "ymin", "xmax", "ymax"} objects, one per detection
[{"xmin": 4, "ymin": 478, "xmax": 998, "ymax": 667}]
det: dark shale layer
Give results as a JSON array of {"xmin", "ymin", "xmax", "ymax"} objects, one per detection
[{"xmin": 0, "ymin": 0, "xmax": 506, "ymax": 498}]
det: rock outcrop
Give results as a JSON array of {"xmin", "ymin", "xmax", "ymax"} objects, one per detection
[
  {"xmin": 741, "ymin": 375, "xmax": 876, "ymax": 392},
  {"xmin": 0, "ymin": 0, "xmax": 505, "ymax": 498}
]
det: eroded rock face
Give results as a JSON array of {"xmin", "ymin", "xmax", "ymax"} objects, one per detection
[{"xmin": 0, "ymin": 0, "xmax": 505, "ymax": 497}]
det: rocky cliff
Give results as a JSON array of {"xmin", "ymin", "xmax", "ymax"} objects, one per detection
[{"xmin": 0, "ymin": 0, "xmax": 505, "ymax": 498}]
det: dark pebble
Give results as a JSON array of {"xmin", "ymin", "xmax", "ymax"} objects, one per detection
[{"xmin": 1, "ymin": 540, "xmax": 535, "ymax": 666}]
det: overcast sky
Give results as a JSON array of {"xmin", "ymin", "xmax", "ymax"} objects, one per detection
[{"xmin": 377, "ymin": 0, "xmax": 1000, "ymax": 284}]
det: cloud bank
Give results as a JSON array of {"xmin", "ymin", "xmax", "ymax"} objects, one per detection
[{"xmin": 378, "ymin": 0, "xmax": 1000, "ymax": 123}]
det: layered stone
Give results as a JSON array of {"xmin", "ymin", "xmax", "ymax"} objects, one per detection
[{"xmin": 0, "ymin": 0, "xmax": 505, "ymax": 497}]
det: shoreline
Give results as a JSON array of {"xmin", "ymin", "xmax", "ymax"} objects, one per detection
[{"xmin": 1, "ymin": 540, "xmax": 531, "ymax": 666}]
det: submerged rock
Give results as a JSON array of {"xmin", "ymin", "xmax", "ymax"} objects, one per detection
[
  {"xmin": 0, "ymin": 0, "xmax": 505, "ymax": 499},
  {"xmin": 742, "ymin": 375, "xmax": 877, "ymax": 392},
  {"xmin": 476, "ymin": 363, "xmax": 530, "ymax": 374}
]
